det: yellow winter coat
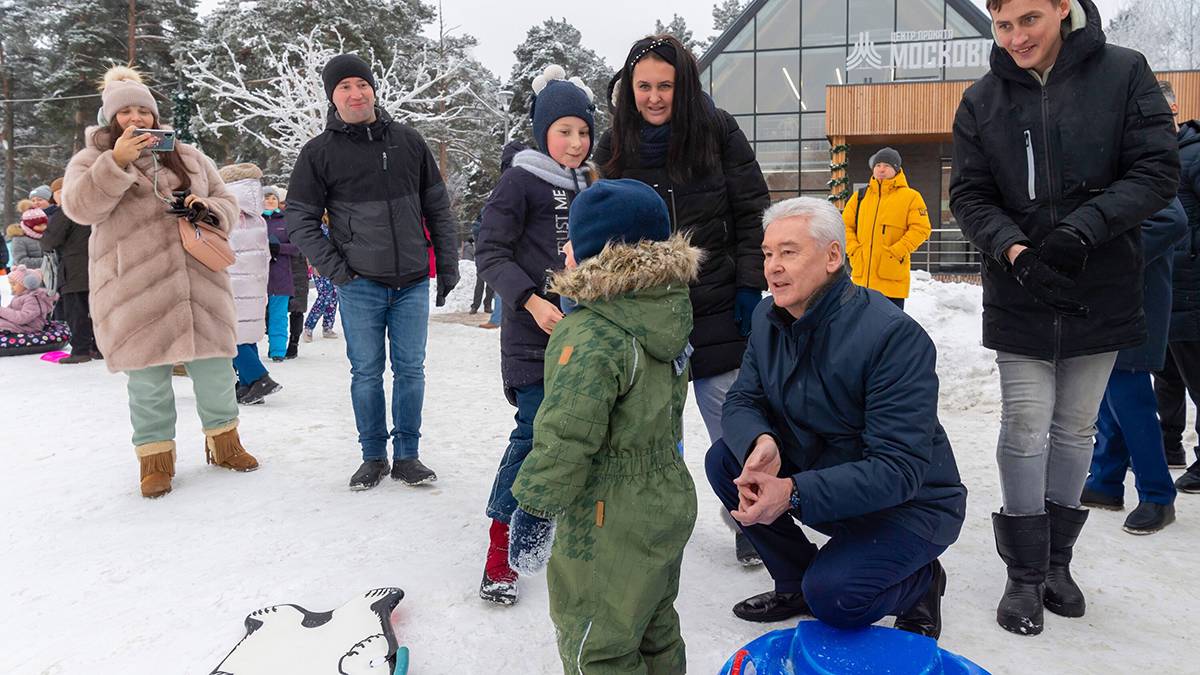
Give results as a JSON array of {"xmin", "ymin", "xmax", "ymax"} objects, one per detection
[{"xmin": 842, "ymin": 171, "xmax": 932, "ymax": 299}]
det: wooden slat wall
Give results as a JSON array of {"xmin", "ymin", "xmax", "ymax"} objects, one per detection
[{"xmin": 827, "ymin": 70, "xmax": 1200, "ymax": 139}]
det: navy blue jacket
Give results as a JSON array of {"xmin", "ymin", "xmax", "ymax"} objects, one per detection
[
  {"xmin": 476, "ymin": 162, "xmax": 581, "ymax": 393},
  {"xmin": 1169, "ymin": 121, "xmax": 1200, "ymax": 342},
  {"xmin": 1118, "ymin": 199, "xmax": 1187, "ymax": 372},
  {"xmin": 723, "ymin": 273, "xmax": 966, "ymax": 546}
]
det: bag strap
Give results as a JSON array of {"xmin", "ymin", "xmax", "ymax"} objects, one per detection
[{"xmin": 853, "ymin": 186, "xmax": 868, "ymax": 230}]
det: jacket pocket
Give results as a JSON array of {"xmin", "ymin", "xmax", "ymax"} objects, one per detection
[
  {"xmin": 876, "ymin": 246, "xmax": 908, "ymax": 282},
  {"xmin": 340, "ymin": 216, "xmax": 397, "ymax": 278},
  {"xmin": 1024, "ymin": 130, "xmax": 1036, "ymax": 201}
]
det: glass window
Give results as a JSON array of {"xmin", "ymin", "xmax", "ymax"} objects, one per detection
[
  {"xmin": 947, "ymin": 4, "xmax": 988, "ymax": 38},
  {"xmin": 801, "ymin": 47, "xmax": 845, "ymax": 112},
  {"xmin": 711, "ymin": 53, "xmax": 755, "ymax": 115},
  {"xmin": 846, "ymin": 42, "xmax": 892, "ymax": 84},
  {"xmin": 757, "ymin": 50, "xmax": 801, "ymax": 114},
  {"xmin": 727, "ymin": 18, "xmax": 755, "ymax": 51},
  {"xmin": 943, "ymin": 37, "xmax": 993, "ymax": 79},
  {"xmin": 801, "ymin": 140, "xmax": 831, "ymax": 191},
  {"xmin": 849, "ymin": 0, "xmax": 895, "ymax": 42},
  {"xmin": 757, "ymin": 0, "xmax": 800, "ymax": 50},
  {"xmin": 734, "ymin": 115, "xmax": 755, "ymax": 141},
  {"xmin": 896, "ymin": 0, "xmax": 944, "ymax": 33},
  {"xmin": 802, "ymin": 112, "xmax": 826, "ymax": 139},
  {"xmin": 770, "ymin": 191, "xmax": 800, "ymax": 202},
  {"xmin": 802, "ymin": 0, "xmax": 847, "ymax": 47},
  {"xmin": 757, "ymin": 141, "xmax": 800, "ymax": 191},
  {"xmin": 700, "ymin": 67, "xmax": 711, "ymax": 95},
  {"xmin": 758, "ymin": 114, "xmax": 800, "ymax": 141}
]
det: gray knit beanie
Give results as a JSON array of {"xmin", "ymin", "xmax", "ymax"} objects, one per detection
[{"xmin": 868, "ymin": 147, "xmax": 902, "ymax": 171}]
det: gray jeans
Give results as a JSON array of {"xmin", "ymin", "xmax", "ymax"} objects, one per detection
[{"xmin": 995, "ymin": 350, "xmax": 1117, "ymax": 515}]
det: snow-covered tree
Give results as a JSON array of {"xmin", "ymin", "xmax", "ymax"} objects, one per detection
[
  {"xmin": 697, "ymin": 0, "xmax": 749, "ymax": 53},
  {"xmin": 1107, "ymin": 0, "xmax": 1200, "ymax": 71},
  {"xmin": 505, "ymin": 18, "xmax": 611, "ymax": 143},
  {"xmin": 654, "ymin": 14, "xmax": 700, "ymax": 56}
]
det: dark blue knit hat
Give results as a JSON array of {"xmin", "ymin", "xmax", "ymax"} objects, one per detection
[
  {"xmin": 569, "ymin": 179, "xmax": 671, "ymax": 262},
  {"xmin": 530, "ymin": 65, "xmax": 596, "ymax": 162}
]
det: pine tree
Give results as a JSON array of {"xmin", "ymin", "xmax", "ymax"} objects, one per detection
[
  {"xmin": 697, "ymin": 0, "xmax": 748, "ymax": 53},
  {"xmin": 1106, "ymin": 0, "xmax": 1200, "ymax": 70},
  {"xmin": 654, "ymin": 14, "xmax": 699, "ymax": 55},
  {"xmin": 0, "ymin": 0, "xmax": 54, "ymax": 227},
  {"xmin": 505, "ymin": 18, "xmax": 612, "ymax": 143}
]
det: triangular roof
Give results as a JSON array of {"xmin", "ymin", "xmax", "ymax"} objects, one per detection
[{"xmin": 697, "ymin": 0, "xmax": 993, "ymax": 70}]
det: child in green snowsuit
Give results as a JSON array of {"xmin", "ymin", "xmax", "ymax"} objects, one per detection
[{"xmin": 509, "ymin": 178, "xmax": 701, "ymax": 674}]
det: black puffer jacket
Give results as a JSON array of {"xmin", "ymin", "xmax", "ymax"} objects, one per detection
[
  {"xmin": 950, "ymin": 0, "xmax": 1179, "ymax": 360},
  {"xmin": 1169, "ymin": 121, "xmax": 1200, "ymax": 342},
  {"xmin": 286, "ymin": 107, "xmax": 458, "ymax": 289},
  {"xmin": 593, "ymin": 110, "xmax": 769, "ymax": 379},
  {"xmin": 40, "ymin": 207, "xmax": 90, "ymax": 294}
]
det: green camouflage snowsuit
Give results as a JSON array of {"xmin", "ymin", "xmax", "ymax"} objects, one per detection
[{"xmin": 511, "ymin": 235, "xmax": 700, "ymax": 674}]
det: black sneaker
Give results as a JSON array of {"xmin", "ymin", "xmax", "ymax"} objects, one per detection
[
  {"xmin": 349, "ymin": 460, "xmax": 390, "ymax": 491},
  {"xmin": 1123, "ymin": 502, "xmax": 1176, "ymax": 535},
  {"xmin": 1177, "ymin": 461, "xmax": 1200, "ymax": 493},
  {"xmin": 732, "ymin": 590, "xmax": 812, "ymax": 623},
  {"xmin": 735, "ymin": 531, "xmax": 763, "ymax": 567},
  {"xmin": 235, "ymin": 384, "xmax": 262, "ymax": 405},
  {"xmin": 1080, "ymin": 486, "xmax": 1124, "ymax": 511},
  {"xmin": 59, "ymin": 352, "xmax": 93, "ymax": 364},
  {"xmin": 391, "ymin": 458, "xmax": 437, "ymax": 485},
  {"xmin": 1165, "ymin": 443, "xmax": 1187, "ymax": 468},
  {"xmin": 479, "ymin": 572, "xmax": 518, "ymax": 606},
  {"xmin": 239, "ymin": 375, "xmax": 282, "ymax": 405},
  {"xmin": 285, "ymin": 344, "xmax": 298, "ymax": 360}
]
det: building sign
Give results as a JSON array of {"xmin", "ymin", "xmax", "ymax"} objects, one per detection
[{"xmin": 847, "ymin": 30, "xmax": 992, "ymax": 72}]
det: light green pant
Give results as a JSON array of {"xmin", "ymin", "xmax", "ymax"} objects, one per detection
[{"xmin": 126, "ymin": 358, "xmax": 239, "ymax": 447}]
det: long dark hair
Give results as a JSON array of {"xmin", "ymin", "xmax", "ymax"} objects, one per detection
[
  {"xmin": 100, "ymin": 116, "xmax": 192, "ymax": 193},
  {"xmin": 604, "ymin": 34, "xmax": 721, "ymax": 184}
]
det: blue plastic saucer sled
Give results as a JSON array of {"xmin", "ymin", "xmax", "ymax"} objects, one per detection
[{"xmin": 720, "ymin": 621, "xmax": 989, "ymax": 675}]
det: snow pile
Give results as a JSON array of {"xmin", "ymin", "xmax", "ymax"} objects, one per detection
[
  {"xmin": 428, "ymin": 259, "xmax": 479, "ymax": 314},
  {"xmin": 906, "ymin": 271, "xmax": 999, "ymax": 412}
]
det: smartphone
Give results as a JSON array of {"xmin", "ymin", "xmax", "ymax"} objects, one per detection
[{"xmin": 134, "ymin": 128, "xmax": 176, "ymax": 152}]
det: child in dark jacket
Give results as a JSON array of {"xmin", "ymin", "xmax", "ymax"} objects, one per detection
[{"xmin": 474, "ymin": 65, "xmax": 595, "ymax": 605}]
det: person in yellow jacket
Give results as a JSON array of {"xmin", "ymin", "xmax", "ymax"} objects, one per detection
[{"xmin": 843, "ymin": 147, "xmax": 932, "ymax": 309}]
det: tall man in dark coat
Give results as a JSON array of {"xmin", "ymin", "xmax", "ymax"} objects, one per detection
[
  {"xmin": 705, "ymin": 197, "xmax": 966, "ymax": 640},
  {"xmin": 1154, "ymin": 81, "xmax": 1200, "ymax": 493},
  {"xmin": 950, "ymin": 0, "xmax": 1179, "ymax": 636},
  {"xmin": 287, "ymin": 54, "xmax": 459, "ymax": 490},
  {"xmin": 41, "ymin": 178, "xmax": 99, "ymax": 363}
]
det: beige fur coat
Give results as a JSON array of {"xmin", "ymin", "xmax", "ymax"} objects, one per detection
[{"xmin": 61, "ymin": 127, "xmax": 240, "ymax": 373}]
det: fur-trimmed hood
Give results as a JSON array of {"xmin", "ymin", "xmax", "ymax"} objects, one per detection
[
  {"xmin": 6, "ymin": 223, "xmax": 24, "ymax": 238},
  {"xmin": 218, "ymin": 162, "xmax": 263, "ymax": 183},
  {"xmin": 551, "ymin": 234, "xmax": 701, "ymax": 362}
]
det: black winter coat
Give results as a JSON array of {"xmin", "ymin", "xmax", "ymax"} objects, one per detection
[
  {"xmin": 723, "ymin": 273, "xmax": 966, "ymax": 546},
  {"xmin": 1169, "ymin": 121, "xmax": 1200, "ymax": 343},
  {"xmin": 40, "ymin": 207, "xmax": 90, "ymax": 294},
  {"xmin": 286, "ymin": 107, "xmax": 458, "ymax": 289},
  {"xmin": 950, "ymin": 0, "xmax": 1180, "ymax": 360},
  {"xmin": 1118, "ymin": 199, "xmax": 1186, "ymax": 372},
  {"xmin": 476, "ymin": 151, "xmax": 585, "ymax": 392},
  {"xmin": 593, "ymin": 110, "xmax": 769, "ymax": 379}
]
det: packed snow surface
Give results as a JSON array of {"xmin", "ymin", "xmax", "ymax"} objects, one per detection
[{"xmin": 2, "ymin": 269, "xmax": 1195, "ymax": 674}]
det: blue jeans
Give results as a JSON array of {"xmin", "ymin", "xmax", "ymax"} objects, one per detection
[
  {"xmin": 485, "ymin": 383, "xmax": 545, "ymax": 522},
  {"xmin": 266, "ymin": 295, "xmax": 290, "ymax": 358},
  {"xmin": 1088, "ymin": 368, "xmax": 1177, "ymax": 505},
  {"xmin": 705, "ymin": 439, "xmax": 944, "ymax": 627},
  {"xmin": 693, "ymin": 369, "xmax": 740, "ymax": 445},
  {"xmin": 490, "ymin": 294, "xmax": 502, "ymax": 325},
  {"xmin": 338, "ymin": 278, "xmax": 429, "ymax": 461},
  {"xmin": 232, "ymin": 343, "xmax": 268, "ymax": 387}
]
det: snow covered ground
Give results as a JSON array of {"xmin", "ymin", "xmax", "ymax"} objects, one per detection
[{"xmin": 2, "ymin": 269, "xmax": 1196, "ymax": 674}]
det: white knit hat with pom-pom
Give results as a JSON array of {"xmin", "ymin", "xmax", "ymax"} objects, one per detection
[{"xmin": 99, "ymin": 66, "xmax": 159, "ymax": 123}]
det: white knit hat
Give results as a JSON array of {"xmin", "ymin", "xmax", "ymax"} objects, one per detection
[{"xmin": 100, "ymin": 66, "xmax": 159, "ymax": 123}]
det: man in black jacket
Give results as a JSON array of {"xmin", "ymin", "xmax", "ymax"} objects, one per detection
[
  {"xmin": 1154, "ymin": 82, "xmax": 1200, "ymax": 493},
  {"xmin": 41, "ymin": 177, "xmax": 99, "ymax": 363},
  {"xmin": 950, "ymin": 0, "xmax": 1179, "ymax": 637},
  {"xmin": 287, "ymin": 54, "xmax": 459, "ymax": 491}
]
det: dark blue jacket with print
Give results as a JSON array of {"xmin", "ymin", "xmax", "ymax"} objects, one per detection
[{"xmin": 722, "ymin": 272, "xmax": 966, "ymax": 546}]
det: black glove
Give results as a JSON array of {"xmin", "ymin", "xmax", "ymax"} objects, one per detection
[
  {"xmin": 165, "ymin": 189, "xmax": 215, "ymax": 226},
  {"xmin": 1039, "ymin": 226, "xmax": 1089, "ymax": 279},
  {"xmin": 436, "ymin": 272, "xmax": 458, "ymax": 308},
  {"xmin": 1011, "ymin": 249, "xmax": 1089, "ymax": 317}
]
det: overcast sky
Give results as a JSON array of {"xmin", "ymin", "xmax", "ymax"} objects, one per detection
[{"xmin": 198, "ymin": 0, "xmax": 1132, "ymax": 80}]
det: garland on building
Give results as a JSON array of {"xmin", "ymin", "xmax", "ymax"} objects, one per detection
[{"xmin": 828, "ymin": 143, "xmax": 852, "ymax": 203}]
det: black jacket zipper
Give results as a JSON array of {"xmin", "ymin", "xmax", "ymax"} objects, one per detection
[
  {"xmin": 1041, "ymin": 84, "xmax": 1063, "ymax": 357},
  {"xmin": 374, "ymin": 124, "xmax": 402, "ymax": 285},
  {"xmin": 866, "ymin": 179, "xmax": 882, "ymax": 289}
]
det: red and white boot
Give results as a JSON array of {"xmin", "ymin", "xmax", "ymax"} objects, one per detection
[{"xmin": 479, "ymin": 519, "xmax": 519, "ymax": 605}]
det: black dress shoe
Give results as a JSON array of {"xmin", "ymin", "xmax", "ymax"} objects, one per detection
[
  {"xmin": 1080, "ymin": 486, "xmax": 1124, "ymax": 511},
  {"xmin": 1164, "ymin": 443, "xmax": 1187, "ymax": 468},
  {"xmin": 1177, "ymin": 461, "xmax": 1200, "ymax": 494},
  {"xmin": 735, "ymin": 531, "xmax": 763, "ymax": 567},
  {"xmin": 1123, "ymin": 502, "xmax": 1176, "ymax": 535},
  {"xmin": 732, "ymin": 590, "xmax": 812, "ymax": 623},
  {"xmin": 895, "ymin": 559, "xmax": 946, "ymax": 640}
]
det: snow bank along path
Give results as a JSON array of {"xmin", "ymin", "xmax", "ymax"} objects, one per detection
[{"xmin": 2, "ymin": 270, "xmax": 1195, "ymax": 674}]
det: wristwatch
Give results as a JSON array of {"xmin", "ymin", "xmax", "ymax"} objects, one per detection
[{"xmin": 788, "ymin": 479, "xmax": 801, "ymax": 515}]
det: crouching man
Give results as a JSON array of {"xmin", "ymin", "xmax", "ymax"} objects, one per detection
[{"xmin": 705, "ymin": 197, "xmax": 967, "ymax": 639}]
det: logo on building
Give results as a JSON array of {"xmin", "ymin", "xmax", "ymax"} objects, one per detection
[
  {"xmin": 846, "ymin": 32, "xmax": 885, "ymax": 70},
  {"xmin": 846, "ymin": 30, "xmax": 992, "ymax": 73}
]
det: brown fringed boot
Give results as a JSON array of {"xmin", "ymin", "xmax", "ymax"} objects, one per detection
[
  {"xmin": 204, "ymin": 420, "xmax": 260, "ymax": 472},
  {"xmin": 136, "ymin": 440, "xmax": 176, "ymax": 498}
]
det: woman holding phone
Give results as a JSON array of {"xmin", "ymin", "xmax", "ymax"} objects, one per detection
[{"xmin": 61, "ymin": 66, "xmax": 259, "ymax": 499}]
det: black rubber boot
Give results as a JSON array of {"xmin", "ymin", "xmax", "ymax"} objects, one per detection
[
  {"xmin": 1044, "ymin": 501, "xmax": 1088, "ymax": 618},
  {"xmin": 992, "ymin": 511, "xmax": 1049, "ymax": 636}
]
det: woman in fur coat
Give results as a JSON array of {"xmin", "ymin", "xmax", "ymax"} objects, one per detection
[{"xmin": 61, "ymin": 66, "xmax": 259, "ymax": 499}]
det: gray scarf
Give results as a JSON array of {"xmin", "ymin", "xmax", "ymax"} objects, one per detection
[{"xmin": 512, "ymin": 150, "xmax": 589, "ymax": 192}]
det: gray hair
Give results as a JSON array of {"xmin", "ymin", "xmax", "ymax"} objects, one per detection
[
  {"xmin": 1159, "ymin": 80, "xmax": 1177, "ymax": 106},
  {"xmin": 762, "ymin": 197, "xmax": 846, "ymax": 255}
]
